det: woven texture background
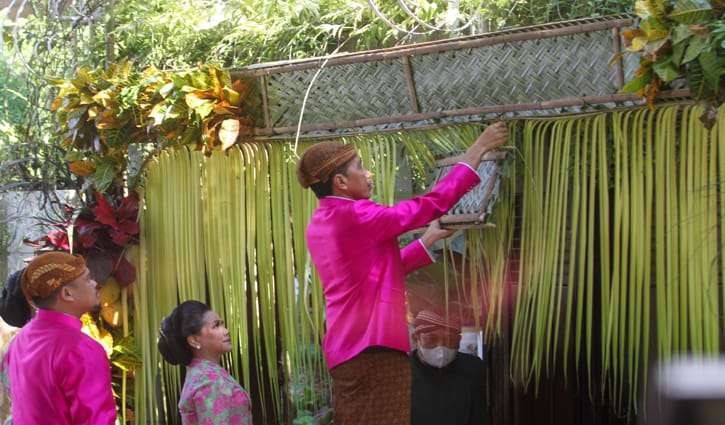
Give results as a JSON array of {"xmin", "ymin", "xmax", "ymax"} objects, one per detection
[
  {"xmin": 414, "ymin": 31, "xmax": 628, "ymax": 111},
  {"xmin": 435, "ymin": 161, "xmax": 501, "ymax": 216},
  {"xmin": 266, "ymin": 59, "xmax": 412, "ymax": 127},
  {"xmin": 240, "ymin": 16, "xmax": 646, "ymax": 138}
]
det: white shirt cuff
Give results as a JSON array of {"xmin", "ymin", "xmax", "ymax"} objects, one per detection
[
  {"xmin": 456, "ymin": 161, "xmax": 478, "ymax": 174},
  {"xmin": 418, "ymin": 239, "xmax": 436, "ymax": 263}
]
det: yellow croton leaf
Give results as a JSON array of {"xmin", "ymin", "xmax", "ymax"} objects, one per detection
[
  {"xmin": 101, "ymin": 301, "xmax": 121, "ymax": 327},
  {"xmin": 68, "ymin": 160, "xmax": 96, "ymax": 177},
  {"xmin": 627, "ymin": 36, "xmax": 649, "ymax": 52},
  {"xmin": 223, "ymin": 87, "xmax": 241, "ymax": 106},
  {"xmin": 50, "ymin": 97, "xmax": 63, "ymax": 112},
  {"xmin": 635, "ymin": 0, "xmax": 652, "ymax": 18},
  {"xmin": 80, "ymin": 313, "xmax": 113, "ymax": 358}
]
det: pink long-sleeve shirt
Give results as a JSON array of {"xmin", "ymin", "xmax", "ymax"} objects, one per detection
[
  {"xmin": 2, "ymin": 309, "xmax": 116, "ymax": 425},
  {"xmin": 306, "ymin": 163, "xmax": 481, "ymax": 369}
]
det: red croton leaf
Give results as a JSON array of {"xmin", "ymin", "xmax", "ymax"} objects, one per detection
[
  {"xmin": 117, "ymin": 193, "xmax": 139, "ymax": 225},
  {"xmin": 113, "ymin": 255, "xmax": 136, "ymax": 286},
  {"xmin": 93, "ymin": 192, "xmax": 119, "ymax": 228},
  {"xmin": 47, "ymin": 229, "xmax": 70, "ymax": 251},
  {"xmin": 116, "ymin": 220, "xmax": 139, "ymax": 237},
  {"xmin": 110, "ymin": 228, "xmax": 130, "ymax": 246},
  {"xmin": 75, "ymin": 217, "xmax": 102, "ymax": 249}
]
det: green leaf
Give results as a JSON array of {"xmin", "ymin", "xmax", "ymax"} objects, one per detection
[
  {"xmin": 672, "ymin": 24, "xmax": 693, "ymax": 44},
  {"xmin": 671, "ymin": 41, "xmax": 688, "ymax": 65},
  {"xmin": 668, "ymin": 0, "xmax": 713, "ymax": 24},
  {"xmin": 622, "ymin": 74, "xmax": 652, "ymax": 93},
  {"xmin": 698, "ymin": 50, "xmax": 724, "ymax": 92},
  {"xmin": 685, "ymin": 60, "xmax": 714, "ymax": 99},
  {"xmin": 180, "ymin": 125, "xmax": 200, "ymax": 146},
  {"xmin": 640, "ymin": 17, "xmax": 669, "ymax": 40},
  {"xmin": 653, "ymin": 60, "xmax": 681, "ymax": 82},
  {"xmin": 64, "ymin": 151, "xmax": 85, "ymax": 161},
  {"xmin": 89, "ymin": 159, "xmax": 117, "ymax": 192},
  {"xmin": 682, "ymin": 35, "xmax": 709, "ymax": 63}
]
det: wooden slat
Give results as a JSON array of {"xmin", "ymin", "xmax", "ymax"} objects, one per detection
[
  {"xmin": 611, "ymin": 27, "xmax": 625, "ymax": 89},
  {"xmin": 401, "ymin": 55, "xmax": 420, "ymax": 113},
  {"xmin": 258, "ymin": 75, "xmax": 272, "ymax": 129}
]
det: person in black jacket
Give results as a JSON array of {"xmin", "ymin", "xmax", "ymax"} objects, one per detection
[
  {"xmin": 411, "ymin": 310, "xmax": 487, "ymax": 425},
  {"xmin": 0, "ymin": 269, "xmax": 31, "ymax": 327}
]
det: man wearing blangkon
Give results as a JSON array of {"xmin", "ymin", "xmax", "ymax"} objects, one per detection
[
  {"xmin": 297, "ymin": 122, "xmax": 507, "ymax": 425},
  {"xmin": 1, "ymin": 252, "xmax": 116, "ymax": 424}
]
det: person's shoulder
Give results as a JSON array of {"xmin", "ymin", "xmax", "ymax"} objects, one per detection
[{"xmin": 72, "ymin": 331, "xmax": 110, "ymax": 360}]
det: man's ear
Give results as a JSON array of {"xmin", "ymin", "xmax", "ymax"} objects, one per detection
[
  {"xmin": 332, "ymin": 173, "xmax": 347, "ymax": 190},
  {"xmin": 58, "ymin": 285, "xmax": 74, "ymax": 303}
]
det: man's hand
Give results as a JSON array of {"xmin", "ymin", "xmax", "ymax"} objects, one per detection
[
  {"xmin": 462, "ymin": 121, "xmax": 508, "ymax": 169},
  {"xmin": 420, "ymin": 220, "xmax": 456, "ymax": 249}
]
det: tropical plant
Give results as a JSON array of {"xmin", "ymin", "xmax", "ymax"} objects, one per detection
[
  {"xmin": 622, "ymin": 0, "xmax": 724, "ymax": 127},
  {"xmin": 24, "ymin": 191, "xmax": 140, "ymax": 285},
  {"xmin": 48, "ymin": 62, "xmax": 256, "ymax": 192}
]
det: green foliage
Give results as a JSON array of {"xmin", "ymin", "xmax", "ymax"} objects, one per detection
[
  {"xmin": 1, "ymin": 0, "xmax": 632, "ymax": 193},
  {"xmin": 49, "ymin": 62, "xmax": 255, "ymax": 191},
  {"xmin": 622, "ymin": 0, "xmax": 724, "ymax": 127}
]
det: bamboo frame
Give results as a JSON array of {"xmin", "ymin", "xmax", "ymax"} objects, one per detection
[
  {"xmin": 231, "ymin": 15, "xmax": 693, "ymax": 140},
  {"xmin": 436, "ymin": 154, "xmax": 506, "ymax": 229},
  {"xmin": 436, "ymin": 151, "xmax": 507, "ymax": 167},
  {"xmin": 251, "ymin": 90, "xmax": 691, "ymax": 138},
  {"xmin": 259, "ymin": 75, "xmax": 272, "ymax": 129},
  {"xmin": 401, "ymin": 55, "xmax": 420, "ymax": 113},
  {"xmin": 612, "ymin": 27, "xmax": 625, "ymax": 89}
]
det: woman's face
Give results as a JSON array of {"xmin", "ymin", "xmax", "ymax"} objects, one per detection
[{"xmin": 195, "ymin": 310, "xmax": 232, "ymax": 356}]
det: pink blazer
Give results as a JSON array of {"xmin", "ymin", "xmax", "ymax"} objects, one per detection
[{"xmin": 306, "ymin": 163, "xmax": 481, "ymax": 369}]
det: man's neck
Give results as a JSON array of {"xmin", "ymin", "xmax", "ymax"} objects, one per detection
[
  {"xmin": 330, "ymin": 189, "xmax": 352, "ymax": 199},
  {"xmin": 45, "ymin": 305, "xmax": 83, "ymax": 319}
]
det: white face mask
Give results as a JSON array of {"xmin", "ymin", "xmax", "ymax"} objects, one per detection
[{"xmin": 418, "ymin": 346, "xmax": 457, "ymax": 368}]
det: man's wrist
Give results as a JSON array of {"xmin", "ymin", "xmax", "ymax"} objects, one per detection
[{"xmin": 420, "ymin": 233, "xmax": 435, "ymax": 249}]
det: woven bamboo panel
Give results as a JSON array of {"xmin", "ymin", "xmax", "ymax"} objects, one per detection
[
  {"xmin": 266, "ymin": 59, "xmax": 412, "ymax": 127},
  {"xmin": 232, "ymin": 15, "xmax": 676, "ymax": 139},
  {"xmin": 413, "ymin": 31, "xmax": 624, "ymax": 111}
]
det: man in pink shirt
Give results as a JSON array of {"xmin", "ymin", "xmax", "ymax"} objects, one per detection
[
  {"xmin": 296, "ymin": 122, "xmax": 508, "ymax": 425},
  {"xmin": 1, "ymin": 251, "xmax": 116, "ymax": 424}
]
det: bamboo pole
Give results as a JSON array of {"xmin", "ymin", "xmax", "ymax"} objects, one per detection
[
  {"xmin": 251, "ymin": 90, "xmax": 691, "ymax": 138},
  {"xmin": 259, "ymin": 75, "xmax": 272, "ymax": 130},
  {"xmin": 401, "ymin": 55, "xmax": 420, "ymax": 113},
  {"xmin": 611, "ymin": 28, "xmax": 625, "ymax": 89}
]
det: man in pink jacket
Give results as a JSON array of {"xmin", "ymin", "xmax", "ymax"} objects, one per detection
[
  {"xmin": 1, "ymin": 252, "xmax": 116, "ymax": 424},
  {"xmin": 297, "ymin": 122, "xmax": 508, "ymax": 425}
]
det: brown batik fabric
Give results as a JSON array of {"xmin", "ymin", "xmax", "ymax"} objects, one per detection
[{"xmin": 329, "ymin": 347, "xmax": 411, "ymax": 425}]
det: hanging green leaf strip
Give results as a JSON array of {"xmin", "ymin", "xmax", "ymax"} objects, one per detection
[{"xmin": 511, "ymin": 104, "xmax": 724, "ymax": 415}]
